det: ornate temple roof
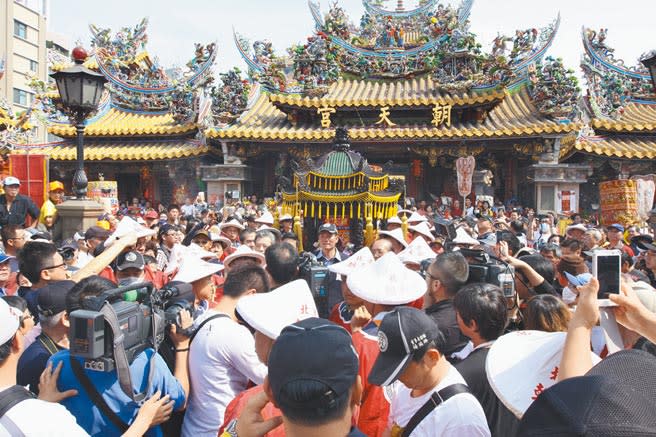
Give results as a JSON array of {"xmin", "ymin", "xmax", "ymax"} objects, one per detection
[
  {"xmin": 561, "ymin": 135, "xmax": 656, "ymax": 160},
  {"xmin": 207, "ymin": 86, "xmax": 579, "ymax": 142},
  {"xmin": 13, "ymin": 138, "xmax": 208, "ymax": 161},
  {"xmin": 590, "ymin": 102, "xmax": 656, "ymax": 133},
  {"xmin": 48, "ymin": 107, "xmax": 196, "ymax": 137},
  {"xmin": 268, "ymin": 78, "xmax": 505, "ymax": 109}
]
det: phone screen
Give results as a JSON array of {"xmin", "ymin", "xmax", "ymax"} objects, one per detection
[{"xmin": 596, "ymin": 254, "xmax": 621, "ymax": 298}]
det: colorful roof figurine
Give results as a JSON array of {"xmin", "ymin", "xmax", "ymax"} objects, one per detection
[
  {"xmin": 559, "ymin": 28, "xmax": 656, "ymax": 161},
  {"xmin": 280, "ymin": 127, "xmax": 403, "ymax": 221}
]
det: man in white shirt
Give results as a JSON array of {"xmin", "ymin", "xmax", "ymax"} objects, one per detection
[
  {"xmin": 181, "ymin": 265, "xmax": 270, "ymax": 437},
  {"xmin": 369, "ymin": 307, "xmax": 490, "ymax": 437}
]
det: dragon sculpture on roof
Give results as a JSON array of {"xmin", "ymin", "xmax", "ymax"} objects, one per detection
[
  {"xmin": 234, "ymin": 0, "xmax": 564, "ymax": 99},
  {"xmin": 88, "ymin": 18, "xmax": 217, "ymax": 121},
  {"xmin": 581, "ymin": 27, "xmax": 655, "ymax": 119}
]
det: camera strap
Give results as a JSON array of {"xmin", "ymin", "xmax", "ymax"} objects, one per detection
[
  {"xmin": 99, "ymin": 303, "xmax": 157, "ymax": 403},
  {"xmin": 70, "ymin": 356, "xmax": 130, "ymax": 433},
  {"xmin": 189, "ymin": 313, "xmax": 230, "ymax": 344}
]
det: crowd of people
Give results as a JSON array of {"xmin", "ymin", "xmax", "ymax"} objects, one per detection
[{"xmin": 1, "ymin": 177, "xmax": 656, "ymax": 437}]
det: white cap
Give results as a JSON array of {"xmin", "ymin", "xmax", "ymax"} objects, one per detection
[
  {"xmin": 255, "ymin": 211, "xmax": 274, "ymax": 225},
  {"xmin": 566, "ymin": 223, "xmax": 587, "ymax": 233},
  {"xmin": 398, "ymin": 236, "xmax": 437, "ymax": 266},
  {"xmin": 105, "ymin": 216, "xmax": 156, "ymax": 247},
  {"xmin": 173, "ymin": 257, "xmax": 223, "ymax": 283},
  {"xmin": 453, "ymin": 227, "xmax": 479, "ymax": 246},
  {"xmin": 408, "ymin": 222, "xmax": 435, "ymax": 242},
  {"xmin": 223, "ymin": 244, "xmax": 265, "ymax": 269},
  {"xmin": 397, "ymin": 208, "xmax": 413, "ymax": 217},
  {"xmin": 378, "ymin": 228, "xmax": 409, "ymax": 249},
  {"xmin": 486, "ymin": 330, "xmax": 601, "ymax": 419},
  {"xmin": 236, "ymin": 279, "xmax": 318, "ymax": 340},
  {"xmin": 220, "ymin": 219, "xmax": 245, "ymax": 232},
  {"xmin": 0, "ymin": 298, "xmax": 20, "ymax": 345},
  {"xmin": 407, "ymin": 211, "xmax": 428, "ymax": 223},
  {"xmin": 347, "ymin": 252, "xmax": 426, "ymax": 305},
  {"xmin": 328, "ymin": 247, "xmax": 375, "ymax": 276},
  {"xmin": 2, "ymin": 176, "xmax": 20, "ymax": 186},
  {"xmin": 279, "ymin": 214, "xmax": 293, "ymax": 222},
  {"xmin": 387, "ymin": 216, "xmax": 402, "ymax": 225}
]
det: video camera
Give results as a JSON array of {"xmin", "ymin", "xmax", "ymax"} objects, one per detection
[
  {"xmin": 459, "ymin": 248, "xmax": 516, "ymax": 297},
  {"xmin": 298, "ymin": 252, "xmax": 330, "ymax": 318},
  {"xmin": 68, "ymin": 281, "xmax": 194, "ymax": 372}
]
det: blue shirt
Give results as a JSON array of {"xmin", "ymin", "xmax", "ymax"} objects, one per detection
[{"xmin": 49, "ymin": 348, "xmax": 185, "ymax": 436}]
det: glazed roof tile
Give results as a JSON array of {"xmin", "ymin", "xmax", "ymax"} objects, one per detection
[
  {"xmin": 591, "ymin": 103, "xmax": 656, "ymax": 133},
  {"xmin": 561, "ymin": 136, "xmax": 656, "ymax": 160},
  {"xmin": 269, "ymin": 77, "xmax": 506, "ymax": 109},
  {"xmin": 14, "ymin": 139, "xmax": 208, "ymax": 161},
  {"xmin": 208, "ymin": 86, "xmax": 580, "ymax": 141},
  {"xmin": 48, "ymin": 107, "xmax": 197, "ymax": 137}
]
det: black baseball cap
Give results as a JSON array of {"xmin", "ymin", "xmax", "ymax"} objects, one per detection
[
  {"xmin": 318, "ymin": 223, "xmax": 338, "ymax": 235},
  {"xmin": 85, "ymin": 226, "xmax": 111, "ymax": 240},
  {"xmin": 268, "ymin": 318, "xmax": 358, "ymax": 409},
  {"xmin": 158, "ymin": 223, "xmax": 176, "ymax": 237},
  {"xmin": 518, "ymin": 349, "xmax": 656, "ymax": 436},
  {"xmin": 37, "ymin": 280, "xmax": 76, "ymax": 316},
  {"xmin": 116, "ymin": 251, "xmax": 145, "ymax": 271},
  {"xmin": 369, "ymin": 307, "xmax": 440, "ymax": 387}
]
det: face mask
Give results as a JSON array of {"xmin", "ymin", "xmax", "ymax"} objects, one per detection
[{"xmin": 540, "ymin": 223, "xmax": 549, "ymax": 233}]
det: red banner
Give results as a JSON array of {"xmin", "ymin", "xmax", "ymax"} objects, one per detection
[{"xmin": 8, "ymin": 154, "xmax": 48, "ymax": 208}]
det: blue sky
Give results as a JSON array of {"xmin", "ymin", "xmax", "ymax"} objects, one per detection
[{"xmin": 47, "ymin": 0, "xmax": 656, "ymax": 83}]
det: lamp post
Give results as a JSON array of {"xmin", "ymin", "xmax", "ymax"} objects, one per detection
[
  {"xmin": 640, "ymin": 51, "xmax": 656, "ymax": 92},
  {"xmin": 49, "ymin": 46, "xmax": 107, "ymax": 198}
]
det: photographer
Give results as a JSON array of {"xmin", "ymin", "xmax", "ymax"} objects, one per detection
[
  {"xmin": 496, "ymin": 241, "xmax": 557, "ymax": 299},
  {"xmin": 47, "ymin": 275, "xmax": 191, "ymax": 436},
  {"xmin": 424, "ymin": 252, "xmax": 470, "ymax": 359},
  {"xmin": 17, "ymin": 280, "xmax": 75, "ymax": 395}
]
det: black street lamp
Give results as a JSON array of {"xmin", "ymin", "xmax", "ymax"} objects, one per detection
[
  {"xmin": 641, "ymin": 50, "xmax": 656, "ymax": 93},
  {"xmin": 49, "ymin": 46, "xmax": 107, "ymax": 198}
]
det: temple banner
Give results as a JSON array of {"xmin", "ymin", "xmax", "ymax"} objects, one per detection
[
  {"xmin": 88, "ymin": 181, "xmax": 119, "ymax": 215},
  {"xmin": 599, "ymin": 180, "xmax": 638, "ymax": 226}
]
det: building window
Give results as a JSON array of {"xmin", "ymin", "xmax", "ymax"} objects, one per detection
[
  {"xmin": 13, "ymin": 88, "xmax": 30, "ymax": 106},
  {"xmin": 29, "ymin": 60, "xmax": 38, "ymax": 72},
  {"xmin": 14, "ymin": 20, "xmax": 27, "ymax": 39}
]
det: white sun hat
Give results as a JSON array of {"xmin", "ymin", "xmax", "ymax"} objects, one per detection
[
  {"xmin": 398, "ymin": 236, "xmax": 437, "ymax": 266},
  {"xmin": 408, "ymin": 221, "xmax": 435, "ymax": 242},
  {"xmin": 328, "ymin": 247, "xmax": 375, "ymax": 277},
  {"xmin": 173, "ymin": 256, "xmax": 223, "ymax": 283},
  {"xmin": 236, "ymin": 279, "xmax": 318, "ymax": 340},
  {"xmin": 105, "ymin": 216, "xmax": 156, "ymax": 247},
  {"xmin": 186, "ymin": 243, "xmax": 217, "ymax": 260},
  {"xmin": 0, "ymin": 298, "xmax": 20, "ymax": 345},
  {"xmin": 223, "ymin": 244, "xmax": 265, "ymax": 269},
  {"xmin": 407, "ymin": 211, "xmax": 428, "ymax": 224},
  {"xmin": 279, "ymin": 213, "xmax": 293, "ymax": 222},
  {"xmin": 378, "ymin": 228, "xmax": 409, "ymax": 249},
  {"xmin": 387, "ymin": 216, "xmax": 403, "ymax": 225},
  {"xmin": 219, "ymin": 219, "xmax": 245, "ymax": 232},
  {"xmin": 255, "ymin": 211, "xmax": 274, "ymax": 225},
  {"xmin": 346, "ymin": 252, "xmax": 426, "ymax": 305},
  {"xmin": 486, "ymin": 330, "xmax": 601, "ymax": 419},
  {"xmin": 453, "ymin": 227, "xmax": 479, "ymax": 246}
]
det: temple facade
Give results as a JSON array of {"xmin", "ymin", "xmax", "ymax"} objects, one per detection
[{"xmin": 3, "ymin": 1, "xmax": 655, "ymax": 213}]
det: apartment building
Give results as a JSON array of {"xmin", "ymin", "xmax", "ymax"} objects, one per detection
[{"xmin": 0, "ymin": 0, "xmax": 48, "ymax": 142}]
